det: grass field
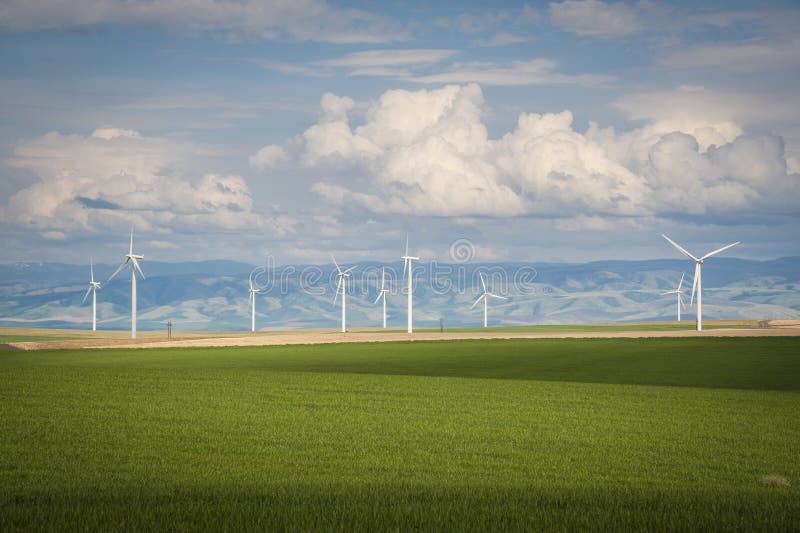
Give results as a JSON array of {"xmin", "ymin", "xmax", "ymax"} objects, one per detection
[
  {"xmin": 0, "ymin": 334, "xmax": 77, "ymax": 343},
  {"xmin": 1, "ymin": 337, "xmax": 798, "ymax": 530}
]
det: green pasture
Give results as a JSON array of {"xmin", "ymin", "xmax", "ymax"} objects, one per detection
[
  {"xmin": 1, "ymin": 337, "xmax": 798, "ymax": 530},
  {"xmin": 0, "ymin": 334, "xmax": 76, "ymax": 343}
]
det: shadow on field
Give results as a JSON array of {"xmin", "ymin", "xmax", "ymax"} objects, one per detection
[
  {"xmin": 14, "ymin": 337, "xmax": 800, "ymax": 392},
  {"xmin": 2, "ymin": 483, "xmax": 797, "ymax": 531},
  {"xmin": 260, "ymin": 337, "xmax": 800, "ymax": 392}
]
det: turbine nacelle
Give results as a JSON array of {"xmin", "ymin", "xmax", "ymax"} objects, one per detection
[{"xmin": 109, "ymin": 228, "xmax": 146, "ymax": 282}]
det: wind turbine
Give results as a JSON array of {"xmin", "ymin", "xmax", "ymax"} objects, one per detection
[
  {"xmin": 662, "ymin": 235, "xmax": 739, "ymax": 331},
  {"xmin": 401, "ymin": 234, "xmax": 419, "ymax": 334},
  {"xmin": 81, "ymin": 259, "xmax": 101, "ymax": 331},
  {"xmin": 661, "ymin": 272, "xmax": 686, "ymax": 322},
  {"xmin": 248, "ymin": 272, "xmax": 261, "ymax": 333},
  {"xmin": 108, "ymin": 226, "xmax": 145, "ymax": 339},
  {"xmin": 332, "ymin": 255, "xmax": 354, "ymax": 333},
  {"xmin": 471, "ymin": 272, "xmax": 507, "ymax": 328},
  {"xmin": 373, "ymin": 266, "xmax": 389, "ymax": 328}
]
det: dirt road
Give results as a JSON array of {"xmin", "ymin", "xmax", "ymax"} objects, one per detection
[{"xmin": 4, "ymin": 320, "xmax": 799, "ymax": 351}]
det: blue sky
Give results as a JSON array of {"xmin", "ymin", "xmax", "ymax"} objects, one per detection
[{"xmin": 1, "ymin": 0, "xmax": 798, "ymax": 265}]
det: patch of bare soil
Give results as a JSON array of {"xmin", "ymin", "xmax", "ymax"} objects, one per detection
[
  {"xmin": 7, "ymin": 322, "xmax": 800, "ymax": 351},
  {"xmin": 761, "ymin": 475, "xmax": 791, "ymax": 488}
]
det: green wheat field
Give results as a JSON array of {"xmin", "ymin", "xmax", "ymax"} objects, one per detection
[{"xmin": 1, "ymin": 337, "xmax": 798, "ymax": 530}]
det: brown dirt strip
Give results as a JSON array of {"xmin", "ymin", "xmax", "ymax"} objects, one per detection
[{"xmin": 6, "ymin": 320, "xmax": 800, "ymax": 351}]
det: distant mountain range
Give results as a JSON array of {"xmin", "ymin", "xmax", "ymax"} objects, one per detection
[{"xmin": 1, "ymin": 257, "xmax": 798, "ymax": 331}]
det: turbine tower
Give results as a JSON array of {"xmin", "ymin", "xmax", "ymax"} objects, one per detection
[
  {"xmin": 401, "ymin": 235, "xmax": 419, "ymax": 334},
  {"xmin": 332, "ymin": 255, "xmax": 353, "ymax": 333},
  {"xmin": 82, "ymin": 259, "xmax": 101, "ymax": 331},
  {"xmin": 661, "ymin": 272, "xmax": 686, "ymax": 322},
  {"xmin": 471, "ymin": 272, "xmax": 507, "ymax": 328},
  {"xmin": 108, "ymin": 226, "xmax": 145, "ymax": 339},
  {"xmin": 248, "ymin": 272, "xmax": 261, "ymax": 333},
  {"xmin": 373, "ymin": 266, "xmax": 389, "ymax": 328},
  {"xmin": 662, "ymin": 235, "xmax": 739, "ymax": 331}
]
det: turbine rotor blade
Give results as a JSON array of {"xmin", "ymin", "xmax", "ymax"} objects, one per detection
[
  {"xmin": 108, "ymin": 258, "xmax": 130, "ymax": 281},
  {"xmin": 129, "ymin": 225, "xmax": 134, "ymax": 255},
  {"xmin": 678, "ymin": 272, "xmax": 685, "ymax": 291},
  {"xmin": 662, "ymin": 234, "xmax": 698, "ymax": 261},
  {"xmin": 333, "ymin": 277, "xmax": 342, "ymax": 305},
  {"xmin": 131, "ymin": 257, "xmax": 145, "ymax": 279},
  {"xmin": 330, "ymin": 254, "xmax": 342, "ymax": 274},
  {"xmin": 700, "ymin": 241, "xmax": 740, "ymax": 261},
  {"xmin": 488, "ymin": 293, "xmax": 507, "ymax": 300},
  {"xmin": 690, "ymin": 263, "xmax": 700, "ymax": 305},
  {"xmin": 82, "ymin": 286, "xmax": 92, "ymax": 304},
  {"xmin": 480, "ymin": 272, "xmax": 487, "ymax": 293},
  {"xmin": 90, "ymin": 260, "xmax": 94, "ymax": 283},
  {"xmin": 373, "ymin": 292, "xmax": 382, "ymax": 305},
  {"xmin": 470, "ymin": 294, "xmax": 485, "ymax": 309}
]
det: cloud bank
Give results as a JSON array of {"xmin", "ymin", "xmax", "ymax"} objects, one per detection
[
  {"xmin": 1, "ymin": 128, "xmax": 287, "ymax": 239},
  {"xmin": 255, "ymin": 84, "xmax": 799, "ymax": 222},
  {"xmin": 0, "ymin": 0, "xmax": 406, "ymax": 43}
]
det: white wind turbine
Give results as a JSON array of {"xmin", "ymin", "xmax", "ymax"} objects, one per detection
[
  {"xmin": 332, "ymin": 255, "xmax": 354, "ymax": 333},
  {"xmin": 373, "ymin": 266, "xmax": 389, "ymax": 328},
  {"xmin": 401, "ymin": 235, "xmax": 419, "ymax": 334},
  {"xmin": 108, "ymin": 226, "xmax": 145, "ymax": 339},
  {"xmin": 81, "ymin": 259, "xmax": 101, "ymax": 331},
  {"xmin": 248, "ymin": 271, "xmax": 261, "ymax": 333},
  {"xmin": 471, "ymin": 272, "xmax": 507, "ymax": 328},
  {"xmin": 662, "ymin": 234, "xmax": 739, "ymax": 331},
  {"xmin": 661, "ymin": 272, "xmax": 686, "ymax": 322}
]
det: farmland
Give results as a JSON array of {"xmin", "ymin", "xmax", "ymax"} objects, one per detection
[{"xmin": 1, "ymin": 337, "xmax": 798, "ymax": 530}]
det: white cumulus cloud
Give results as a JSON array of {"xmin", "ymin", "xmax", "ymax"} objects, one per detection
[
  {"xmin": 249, "ymin": 144, "xmax": 289, "ymax": 170},
  {"xmin": 1, "ymin": 128, "xmax": 284, "ymax": 238},
  {"xmin": 278, "ymin": 84, "xmax": 799, "ymax": 222}
]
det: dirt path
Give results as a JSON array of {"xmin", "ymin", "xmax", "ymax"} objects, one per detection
[{"xmin": 5, "ymin": 320, "xmax": 799, "ymax": 351}]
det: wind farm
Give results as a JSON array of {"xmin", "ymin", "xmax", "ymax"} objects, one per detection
[
  {"xmin": 3, "ymin": 230, "xmax": 798, "ymax": 533},
  {"xmin": 3, "ymin": 0, "xmax": 799, "ymax": 529}
]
